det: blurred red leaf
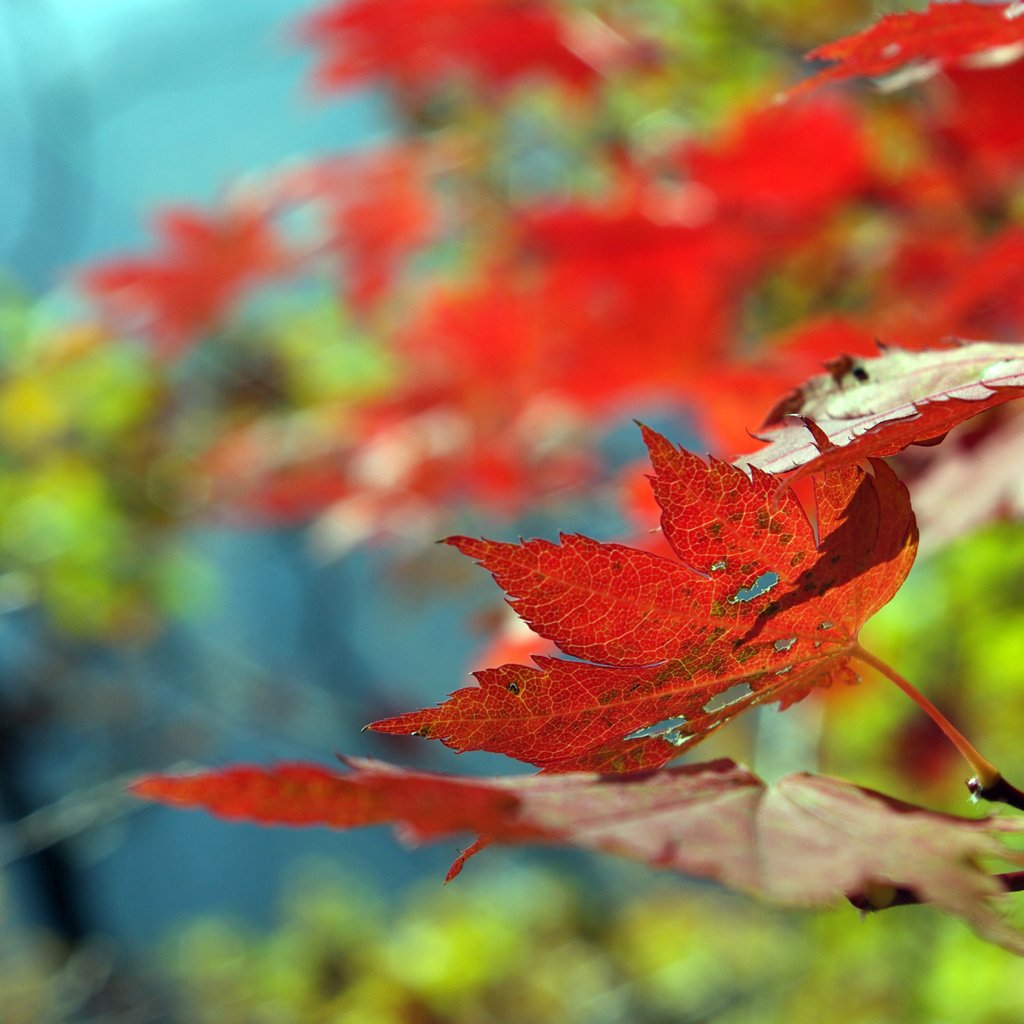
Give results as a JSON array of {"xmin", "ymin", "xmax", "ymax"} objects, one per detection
[
  {"xmin": 683, "ymin": 96, "xmax": 871, "ymax": 227},
  {"xmin": 300, "ymin": 0, "xmax": 610, "ymax": 97},
  {"xmin": 698, "ymin": 317, "xmax": 878, "ymax": 456},
  {"xmin": 281, "ymin": 149, "xmax": 437, "ymax": 310},
  {"xmin": 937, "ymin": 230, "xmax": 1024, "ymax": 341},
  {"xmin": 132, "ymin": 755, "xmax": 1024, "ymax": 953},
  {"xmin": 793, "ymin": 1, "xmax": 1024, "ymax": 95},
  {"xmin": 133, "ymin": 760, "xmax": 519, "ymax": 831},
  {"xmin": 936, "ymin": 61, "xmax": 1024, "ymax": 188},
  {"xmin": 908, "ymin": 405, "xmax": 1024, "ymax": 549},
  {"xmin": 81, "ymin": 205, "xmax": 289, "ymax": 356}
]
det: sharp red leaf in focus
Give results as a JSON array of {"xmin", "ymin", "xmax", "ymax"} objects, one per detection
[
  {"xmin": 740, "ymin": 340, "xmax": 1024, "ymax": 479},
  {"xmin": 370, "ymin": 427, "xmax": 917, "ymax": 773}
]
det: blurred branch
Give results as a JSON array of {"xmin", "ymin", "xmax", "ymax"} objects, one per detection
[{"xmin": 0, "ymin": 773, "xmax": 140, "ymax": 869}]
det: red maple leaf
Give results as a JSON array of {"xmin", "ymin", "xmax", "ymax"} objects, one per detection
[
  {"xmin": 300, "ymin": 0, "xmax": 604, "ymax": 97},
  {"xmin": 434, "ymin": 100, "xmax": 872, "ymax": 414},
  {"xmin": 517, "ymin": 209, "xmax": 743, "ymax": 403},
  {"xmin": 399, "ymin": 214, "xmax": 739, "ymax": 425},
  {"xmin": 908, "ymin": 405, "xmax": 1024, "ymax": 550},
  {"xmin": 81, "ymin": 205, "xmax": 289, "ymax": 356},
  {"xmin": 278, "ymin": 149, "xmax": 437, "ymax": 311},
  {"xmin": 740, "ymin": 341, "xmax": 1024, "ymax": 481},
  {"xmin": 793, "ymin": 1, "xmax": 1024, "ymax": 95},
  {"xmin": 370, "ymin": 426, "xmax": 917, "ymax": 773},
  {"xmin": 131, "ymin": 756, "xmax": 1024, "ymax": 953},
  {"xmin": 934, "ymin": 62, "xmax": 1024, "ymax": 191},
  {"xmin": 869, "ymin": 226, "xmax": 1024, "ymax": 353},
  {"xmin": 682, "ymin": 96, "xmax": 871, "ymax": 228},
  {"xmin": 937, "ymin": 230, "xmax": 1024, "ymax": 341}
]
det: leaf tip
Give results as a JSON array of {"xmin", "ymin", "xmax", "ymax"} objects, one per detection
[
  {"xmin": 796, "ymin": 416, "xmax": 835, "ymax": 453},
  {"xmin": 128, "ymin": 772, "xmax": 196, "ymax": 806},
  {"xmin": 128, "ymin": 775, "xmax": 160, "ymax": 799},
  {"xmin": 446, "ymin": 836, "xmax": 491, "ymax": 882}
]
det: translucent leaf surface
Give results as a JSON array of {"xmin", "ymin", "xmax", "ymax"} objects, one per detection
[
  {"xmin": 371, "ymin": 427, "xmax": 917, "ymax": 773},
  {"xmin": 740, "ymin": 341, "xmax": 1024, "ymax": 479}
]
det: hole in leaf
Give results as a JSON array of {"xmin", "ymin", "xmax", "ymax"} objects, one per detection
[
  {"xmin": 818, "ymin": 620, "xmax": 834, "ymax": 630},
  {"xmin": 665, "ymin": 729, "xmax": 692, "ymax": 748},
  {"xmin": 729, "ymin": 571, "xmax": 779, "ymax": 604},
  {"xmin": 773, "ymin": 637, "xmax": 797, "ymax": 653},
  {"xmin": 624, "ymin": 716, "xmax": 688, "ymax": 742},
  {"xmin": 703, "ymin": 683, "xmax": 752, "ymax": 713},
  {"xmin": 710, "ymin": 559, "xmax": 727, "ymax": 572}
]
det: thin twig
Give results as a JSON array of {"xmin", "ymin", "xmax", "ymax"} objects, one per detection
[{"xmin": 969, "ymin": 775, "xmax": 1024, "ymax": 814}]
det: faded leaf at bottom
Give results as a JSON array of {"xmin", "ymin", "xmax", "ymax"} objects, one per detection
[{"xmin": 133, "ymin": 757, "xmax": 1024, "ymax": 955}]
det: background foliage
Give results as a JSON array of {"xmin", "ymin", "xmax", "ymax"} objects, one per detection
[{"xmin": 4, "ymin": 0, "xmax": 1024, "ymax": 1019}]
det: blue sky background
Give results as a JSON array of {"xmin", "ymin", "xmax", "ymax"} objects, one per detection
[{"xmin": 0, "ymin": 0, "xmax": 387, "ymax": 290}]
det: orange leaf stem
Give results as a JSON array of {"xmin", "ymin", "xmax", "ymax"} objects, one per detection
[{"xmin": 854, "ymin": 644, "xmax": 1001, "ymax": 792}]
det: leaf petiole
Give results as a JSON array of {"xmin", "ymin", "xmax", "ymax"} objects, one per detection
[
  {"xmin": 968, "ymin": 775, "xmax": 1024, "ymax": 814},
  {"xmin": 852, "ymin": 644, "xmax": 1024, "ymax": 809}
]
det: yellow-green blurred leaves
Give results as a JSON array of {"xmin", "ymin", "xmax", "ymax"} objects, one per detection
[
  {"xmin": 0, "ymin": 280, "xmax": 402, "ymax": 638},
  {"xmin": 830, "ymin": 519, "xmax": 1024, "ymax": 803},
  {"xmin": 156, "ymin": 860, "xmax": 1024, "ymax": 1024},
  {"xmin": 0, "ymin": 326, "xmax": 154, "ymax": 454},
  {"xmin": 276, "ymin": 304, "xmax": 396, "ymax": 408}
]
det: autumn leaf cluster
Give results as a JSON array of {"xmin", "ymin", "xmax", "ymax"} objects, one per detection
[{"xmin": 99, "ymin": 1, "xmax": 1024, "ymax": 953}]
